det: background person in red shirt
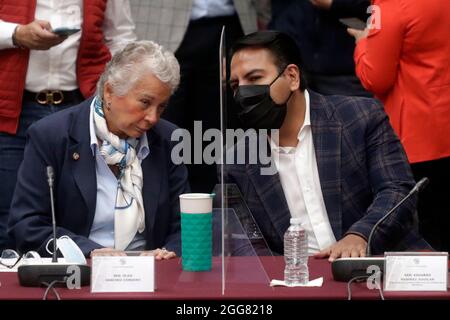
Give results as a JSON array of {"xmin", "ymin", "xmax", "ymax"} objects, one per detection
[
  {"xmin": 349, "ymin": 0, "xmax": 450, "ymax": 251},
  {"xmin": 0, "ymin": 0, "xmax": 136, "ymax": 252}
]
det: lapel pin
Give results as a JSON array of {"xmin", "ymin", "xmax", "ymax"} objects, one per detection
[{"xmin": 72, "ymin": 152, "xmax": 80, "ymax": 161}]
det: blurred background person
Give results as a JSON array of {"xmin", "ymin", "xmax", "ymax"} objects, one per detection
[
  {"xmin": 8, "ymin": 41, "xmax": 188, "ymax": 258},
  {"xmin": 0, "ymin": 0, "xmax": 136, "ymax": 252},
  {"xmin": 350, "ymin": 0, "xmax": 450, "ymax": 251},
  {"xmin": 129, "ymin": 0, "xmax": 270, "ymax": 193},
  {"xmin": 269, "ymin": 0, "xmax": 371, "ymax": 96}
]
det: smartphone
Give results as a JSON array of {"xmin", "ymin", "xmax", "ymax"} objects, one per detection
[
  {"xmin": 339, "ymin": 18, "xmax": 367, "ymax": 30},
  {"xmin": 52, "ymin": 27, "xmax": 81, "ymax": 36}
]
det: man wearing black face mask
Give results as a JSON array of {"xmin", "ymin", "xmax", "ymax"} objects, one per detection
[
  {"xmin": 226, "ymin": 31, "xmax": 430, "ymax": 260},
  {"xmin": 234, "ymin": 66, "xmax": 292, "ymax": 130}
]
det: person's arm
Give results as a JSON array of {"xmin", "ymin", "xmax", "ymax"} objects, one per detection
[
  {"xmin": 8, "ymin": 124, "xmax": 103, "ymax": 257},
  {"xmin": 0, "ymin": 20, "xmax": 19, "ymax": 49},
  {"xmin": 353, "ymin": 1, "xmax": 404, "ymax": 96},
  {"xmin": 345, "ymin": 100, "xmax": 416, "ymax": 251},
  {"xmin": 102, "ymin": 0, "xmax": 137, "ymax": 55},
  {"xmin": 0, "ymin": 19, "xmax": 66, "ymax": 50},
  {"xmin": 315, "ymin": 99, "xmax": 417, "ymax": 260}
]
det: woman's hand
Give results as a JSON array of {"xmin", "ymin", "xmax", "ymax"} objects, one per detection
[
  {"xmin": 140, "ymin": 248, "xmax": 176, "ymax": 260},
  {"xmin": 347, "ymin": 28, "xmax": 369, "ymax": 43},
  {"xmin": 90, "ymin": 248, "xmax": 127, "ymax": 257},
  {"xmin": 90, "ymin": 248, "xmax": 177, "ymax": 260}
]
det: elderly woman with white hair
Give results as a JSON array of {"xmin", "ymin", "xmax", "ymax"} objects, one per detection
[{"xmin": 8, "ymin": 41, "xmax": 189, "ymax": 259}]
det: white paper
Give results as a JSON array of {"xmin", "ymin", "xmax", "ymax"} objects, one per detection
[
  {"xmin": 91, "ymin": 256, "xmax": 155, "ymax": 293},
  {"xmin": 270, "ymin": 277, "xmax": 323, "ymax": 287},
  {"xmin": 384, "ymin": 254, "xmax": 448, "ymax": 291}
]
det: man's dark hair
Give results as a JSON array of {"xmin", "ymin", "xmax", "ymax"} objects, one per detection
[{"xmin": 230, "ymin": 31, "xmax": 307, "ymax": 91}]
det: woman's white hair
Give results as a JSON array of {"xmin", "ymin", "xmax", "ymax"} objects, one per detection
[{"xmin": 96, "ymin": 40, "xmax": 180, "ymax": 99}]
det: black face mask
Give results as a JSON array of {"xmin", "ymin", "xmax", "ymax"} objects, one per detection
[{"xmin": 234, "ymin": 69, "xmax": 292, "ymax": 130}]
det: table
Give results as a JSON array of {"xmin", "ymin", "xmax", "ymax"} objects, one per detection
[{"xmin": 0, "ymin": 257, "xmax": 449, "ymax": 300}]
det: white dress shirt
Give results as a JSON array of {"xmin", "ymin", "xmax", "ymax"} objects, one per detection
[
  {"xmin": 270, "ymin": 90, "xmax": 336, "ymax": 254},
  {"xmin": 0, "ymin": 0, "xmax": 136, "ymax": 92},
  {"xmin": 190, "ymin": 0, "xmax": 236, "ymax": 20}
]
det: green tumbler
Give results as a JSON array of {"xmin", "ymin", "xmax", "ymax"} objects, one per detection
[{"xmin": 179, "ymin": 193, "xmax": 214, "ymax": 271}]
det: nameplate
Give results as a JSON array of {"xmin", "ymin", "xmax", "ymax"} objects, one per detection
[
  {"xmin": 384, "ymin": 252, "xmax": 448, "ymax": 291},
  {"xmin": 91, "ymin": 255, "xmax": 155, "ymax": 293}
]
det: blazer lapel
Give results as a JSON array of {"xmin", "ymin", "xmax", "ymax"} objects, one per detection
[
  {"xmin": 309, "ymin": 91, "xmax": 343, "ymax": 239},
  {"xmin": 68, "ymin": 100, "xmax": 97, "ymax": 228},
  {"xmin": 67, "ymin": 100, "xmax": 162, "ymax": 237},
  {"xmin": 141, "ymin": 131, "xmax": 162, "ymax": 234},
  {"xmin": 247, "ymin": 160, "xmax": 291, "ymax": 243}
]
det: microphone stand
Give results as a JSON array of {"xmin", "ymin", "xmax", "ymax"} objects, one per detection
[
  {"xmin": 332, "ymin": 178, "xmax": 429, "ymax": 282},
  {"xmin": 47, "ymin": 167, "xmax": 58, "ymax": 263},
  {"xmin": 17, "ymin": 166, "xmax": 91, "ymax": 287}
]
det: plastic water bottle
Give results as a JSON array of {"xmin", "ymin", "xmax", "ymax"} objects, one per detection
[{"xmin": 284, "ymin": 218, "xmax": 309, "ymax": 285}]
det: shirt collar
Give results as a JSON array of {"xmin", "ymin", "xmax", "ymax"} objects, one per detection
[
  {"xmin": 89, "ymin": 99, "xmax": 150, "ymax": 160},
  {"xmin": 270, "ymin": 89, "xmax": 311, "ymax": 153},
  {"xmin": 301, "ymin": 89, "xmax": 311, "ymax": 133}
]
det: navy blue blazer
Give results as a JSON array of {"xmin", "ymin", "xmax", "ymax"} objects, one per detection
[
  {"xmin": 8, "ymin": 98, "xmax": 189, "ymax": 256},
  {"xmin": 225, "ymin": 91, "xmax": 430, "ymax": 255}
]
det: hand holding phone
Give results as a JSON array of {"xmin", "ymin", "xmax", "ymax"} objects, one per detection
[
  {"xmin": 52, "ymin": 27, "xmax": 81, "ymax": 37},
  {"xmin": 12, "ymin": 21, "xmax": 70, "ymax": 49},
  {"xmin": 339, "ymin": 18, "xmax": 367, "ymax": 31}
]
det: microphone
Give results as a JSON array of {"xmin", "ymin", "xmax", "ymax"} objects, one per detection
[
  {"xmin": 46, "ymin": 166, "xmax": 57, "ymax": 263},
  {"xmin": 331, "ymin": 178, "xmax": 429, "ymax": 282},
  {"xmin": 17, "ymin": 166, "xmax": 91, "ymax": 287}
]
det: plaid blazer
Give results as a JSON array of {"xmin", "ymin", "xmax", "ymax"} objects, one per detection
[
  {"xmin": 225, "ymin": 91, "xmax": 430, "ymax": 255},
  {"xmin": 129, "ymin": 0, "xmax": 263, "ymax": 52}
]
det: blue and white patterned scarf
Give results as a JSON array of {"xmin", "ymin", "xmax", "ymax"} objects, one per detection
[{"xmin": 93, "ymin": 97, "xmax": 145, "ymax": 250}]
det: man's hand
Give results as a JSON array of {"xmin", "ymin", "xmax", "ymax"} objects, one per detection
[
  {"xmin": 309, "ymin": 0, "xmax": 333, "ymax": 10},
  {"xmin": 347, "ymin": 27, "xmax": 369, "ymax": 43},
  {"xmin": 14, "ymin": 20, "xmax": 67, "ymax": 50},
  {"xmin": 313, "ymin": 234, "xmax": 367, "ymax": 262}
]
